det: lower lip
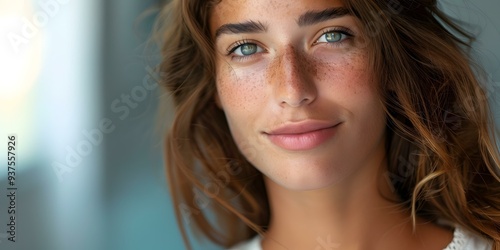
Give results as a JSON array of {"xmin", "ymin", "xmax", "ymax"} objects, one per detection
[{"xmin": 266, "ymin": 125, "xmax": 339, "ymax": 151}]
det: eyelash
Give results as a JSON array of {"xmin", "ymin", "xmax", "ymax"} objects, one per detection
[
  {"xmin": 314, "ymin": 27, "xmax": 354, "ymax": 46},
  {"xmin": 225, "ymin": 27, "xmax": 355, "ymax": 60},
  {"xmin": 226, "ymin": 39, "xmax": 262, "ymax": 61}
]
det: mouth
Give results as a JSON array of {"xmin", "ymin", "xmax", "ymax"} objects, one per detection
[{"xmin": 263, "ymin": 120, "xmax": 341, "ymax": 151}]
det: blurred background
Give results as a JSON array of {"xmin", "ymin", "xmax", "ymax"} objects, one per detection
[{"xmin": 0, "ymin": 0, "xmax": 499, "ymax": 250}]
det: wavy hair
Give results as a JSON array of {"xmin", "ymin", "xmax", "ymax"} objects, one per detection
[{"xmin": 154, "ymin": 0, "xmax": 500, "ymax": 249}]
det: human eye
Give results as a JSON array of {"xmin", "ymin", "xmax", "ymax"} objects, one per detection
[
  {"xmin": 227, "ymin": 41, "xmax": 264, "ymax": 58},
  {"xmin": 315, "ymin": 28, "xmax": 354, "ymax": 45}
]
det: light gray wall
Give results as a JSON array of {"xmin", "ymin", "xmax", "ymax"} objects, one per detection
[{"xmin": 442, "ymin": 0, "xmax": 500, "ymax": 121}]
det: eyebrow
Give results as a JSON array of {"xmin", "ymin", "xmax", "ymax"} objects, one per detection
[
  {"xmin": 214, "ymin": 7, "xmax": 351, "ymax": 39},
  {"xmin": 214, "ymin": 21, "xmax": 267, "ymax": 39},
  {"xmin": 297, "ymin": 7, "xmax": 351, "ymax": 26}
]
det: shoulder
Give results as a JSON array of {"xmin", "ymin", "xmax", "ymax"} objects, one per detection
[
  {"xmin": 227, "ymin": 235, "xmax": 262, "ymax": 250},
  {"xmin": 443, "ymin": 226, "xmax": 493, "ymax": 250}
]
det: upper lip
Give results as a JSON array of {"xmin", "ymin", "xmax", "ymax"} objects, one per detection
[{"xmin": 265, "ymin": 120, "xmax": 341, "ymax": 135}]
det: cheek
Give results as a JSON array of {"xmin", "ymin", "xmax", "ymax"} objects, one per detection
[
  {"xmin": 216, "ymin": 64, "xmax": 267, "ymax": 114},
  {"xmin": 315, "ymin": 50, "xmax": 384, "ymax": 128},
  {"xmin": 216, "ymin": 66, "xmax": 268, "ymax": 162},
  {"xmin": 216, "ymin": 66, "xmax": 267, "ymax": 149},
  {"xmin": 315, "ymin": 50, "xmax": 375, "ymax": 99}
]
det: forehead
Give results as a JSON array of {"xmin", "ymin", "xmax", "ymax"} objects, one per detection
[{"xmin": 210, "ymin": 0, "xmax": 345, "ymax": 32}]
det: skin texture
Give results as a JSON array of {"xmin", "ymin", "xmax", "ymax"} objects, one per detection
[
  {"xmin": 210, "ymin": 0, "xmax": 454, "ymax": 249},
  {"xmin": 211, "ymin": 0, "xmax": 385, "ymax": 191}
]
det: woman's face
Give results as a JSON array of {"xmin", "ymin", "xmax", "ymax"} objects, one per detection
[{"xmin": 210, "ymin": 0, "xmax": 387, "ymax": 190}]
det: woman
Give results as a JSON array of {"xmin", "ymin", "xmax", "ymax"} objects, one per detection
[{"xmin": 155, "ymin": 0, "xmax": 500, "ymax": 249}]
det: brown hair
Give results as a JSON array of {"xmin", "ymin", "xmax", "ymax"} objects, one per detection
[{"xmin": 154, "ymin": 0, "xmax": 500, "ymax": 249}]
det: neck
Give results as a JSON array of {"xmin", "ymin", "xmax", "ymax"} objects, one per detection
[{"xmin": 261, "ymin": 153, "xmax": 452, "ymax": 250}]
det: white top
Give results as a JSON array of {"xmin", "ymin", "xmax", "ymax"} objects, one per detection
[{"xmin": 228, "ymin": 226, "xmax": 493, "ymax": 250}]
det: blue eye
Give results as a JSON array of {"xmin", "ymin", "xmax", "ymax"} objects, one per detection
[
  {"xmin": 316, "ymin": 30, "xmax": 351, "ymax": 44},
  {"xmin": 231, "ymin": 43, "xmax": 263, "ymax": 56}
]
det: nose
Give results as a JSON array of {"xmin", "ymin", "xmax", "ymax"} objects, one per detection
[{"xmin": 269, "ymin": 46, "xmax": 317, "ymax": 108}]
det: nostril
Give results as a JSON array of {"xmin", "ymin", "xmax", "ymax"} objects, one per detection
[
  {"xmin": 280, "ymin": 95, "xmax": 313, "ymax": 108},
  {"xmin": 300, "ymin": 98, "xmax": 311, "ymax": 105}
]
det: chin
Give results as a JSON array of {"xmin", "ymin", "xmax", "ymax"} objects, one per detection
[
  {"xmin": 268, "ymin": 172, "xmax": 345, "ymax": 191},
  {"xmin": 260, "ymin": 156, "xmax": 353, "ymax": 191}
]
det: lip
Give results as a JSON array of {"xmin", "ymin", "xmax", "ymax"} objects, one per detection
[{"xmin": 264, "ymin": 120, "xmax": 341, "ymax": 151}]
